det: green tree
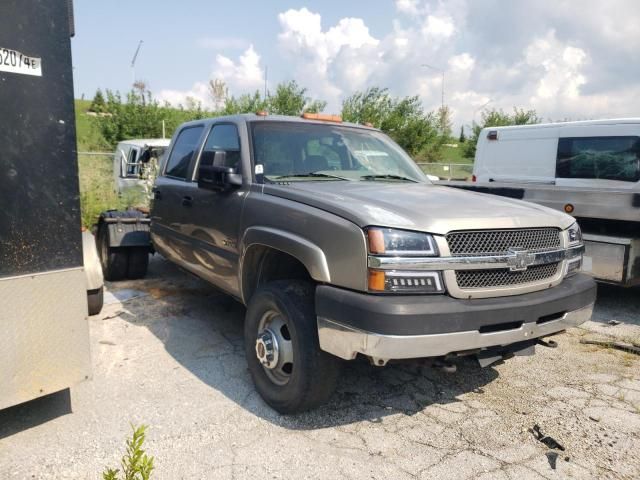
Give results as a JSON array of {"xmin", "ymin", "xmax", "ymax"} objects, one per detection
[
  {"xmin": 95, "ymin": 89, "xmax": 214, "ymax": 147},
  {"xmin": 89, "ymin": 89, "xmax": 107, "ymax": 113},
  {"xmin": 223, "ymin": 80, "xmax": 326, "ymax": 116},
  {"xmin": 268, "ymin": 80, "xmax": 327, "ymax": 115},
  {"xmin": 208, "ymin": 78, "xmax": 228, "ymax": 112},
  {"xmin": 459, "ymin": 126, "xmax": 466, "ymax": 143},
  {"xmin": 436, "ymin": 105, "xmax": 453, "ymax": 139},
  {"xmin": 342, "ymin": 87, "xmax": 439, "ymax": 156},
  {"xmin": 463, "ymin": 107, "xmax": 540, "ymax": 158},
  {"xmin": 223, "ymin": 90, "xmax": 268, "ymax": 115}
]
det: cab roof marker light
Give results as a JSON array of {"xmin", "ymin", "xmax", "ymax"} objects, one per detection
[{"xmin": 301, "ymin": 112, "xmax": 343, "ymax": 123}]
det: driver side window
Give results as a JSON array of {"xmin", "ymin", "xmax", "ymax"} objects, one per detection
[{"xmin": 200, "ymin": 124, "xmax": 241, "ymax": 169}]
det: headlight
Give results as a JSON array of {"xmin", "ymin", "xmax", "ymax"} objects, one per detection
[
  {"xmin": 567, "ymin": 222, "xmax": 583, "ymax": 246},
  {"xmin": 366, "ymin": 227, "xmax": 438, "ymax": 256},
  {"xmin": 565, "ymin": 222, "xmax": 583, "ymax": 277},
  {"xmin": 366, "ymin": 227, "xmax": 444, "ymax": 293}
]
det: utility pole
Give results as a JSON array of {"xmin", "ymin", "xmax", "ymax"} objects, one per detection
[
  {"xmin": 421, "ymin": 63, "xmax": 444, "ymax": 111},
  {"xmin": 130, "ymin": 40, "xmax": 144, "ymax": 86}
]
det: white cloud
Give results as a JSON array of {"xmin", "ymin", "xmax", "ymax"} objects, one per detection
[
  {"xmin": 395, "ymin": 0, "xmax": 421, "ymax": 15},
  {"xmin": 157, "ymin": 45, "xmax": 264, "ymax": 109},
  {"xmin": 157, "ymin": 82, "xmax": 212, "ymax": 109},
  {"xmin": 213, "ymin": 45, "xmax": 264, "ymax": 91},
  {"xmin": 154, "ymin": 1, "xmax": 640, "ymax": 131},
  {"xmin": 448, "ymin": 53, "xmax": 474, "ymax": 71},
  {"xmin": 277, "ymin": 8, "xmax": 379, "ymax": 110},
  {"xmin": 422, "ymin": 15, "xmax": 455, "ymax": 39}
]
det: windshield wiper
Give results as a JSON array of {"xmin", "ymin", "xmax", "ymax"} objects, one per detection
[
  {"xmin": 274, "ymin": 172, "xmax": 349, "ymax": 181},
  {"xmin": 360, "ymin": 174, "xmax": 419, "ymax": 182}
]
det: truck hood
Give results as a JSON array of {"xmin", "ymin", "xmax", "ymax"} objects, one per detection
[{"xmin": 262, "ymin": 181, "xmax": 574, "ymax": 235}]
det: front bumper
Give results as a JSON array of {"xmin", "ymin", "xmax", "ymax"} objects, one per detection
[{"xmin": 316, "ymin": 273, "xmax": 596, "ymax": 363}]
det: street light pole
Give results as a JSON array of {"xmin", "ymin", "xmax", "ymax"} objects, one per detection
[{"xmin": 421, "ymin": 63, "xmax": 444, "ymax": 111}]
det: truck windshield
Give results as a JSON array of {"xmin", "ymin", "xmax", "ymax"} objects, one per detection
[{"xmin": 250, "ymin": 121, "xmax": 428, "ymax": 183}]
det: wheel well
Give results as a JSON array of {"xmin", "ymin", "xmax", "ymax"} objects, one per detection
[{"xmin": 242, "ymin": 246, "xmax": 312, "ymax": 304}]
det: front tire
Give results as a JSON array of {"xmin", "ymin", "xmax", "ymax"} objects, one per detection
[{"xmin": 244, "ymin": 281, "xmax": 341, "ymax": 414}]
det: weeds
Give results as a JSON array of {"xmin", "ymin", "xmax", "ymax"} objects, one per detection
[
  {"xmin": 103, "ymin": 424, "xmax": 155, "ymax": 480},
  {"xmin": 78, "ymin": 153, "xmax": 146, "ymax": 228}
]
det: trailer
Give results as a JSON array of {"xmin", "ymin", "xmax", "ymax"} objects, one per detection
[{"xmin": 0, "ymin": 0, "xmax": 102, "ymax": 410}]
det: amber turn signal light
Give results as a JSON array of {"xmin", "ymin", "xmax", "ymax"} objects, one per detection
[
  {"xmin": 367, "ymin": 229, "xmax": 386, "ymax": 254},
  {"xmin": 368, "ymin": 270, "xmax": 386, "ymax": 291},
  {"xmin": 301, "ymin": 112, "xmax": 342, "ymax": 123}
]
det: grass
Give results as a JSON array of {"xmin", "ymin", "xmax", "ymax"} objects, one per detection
[
  {"xmin": 439, "ymin": 143, "xmax": 473, "ymax": 164},
  {"xmin": 75, "ymin": 99, "xmax": 110, "ymax": 152},
  {"xmin": 75, "ymin": 100, "xmax": 143, "ymax": 227}
]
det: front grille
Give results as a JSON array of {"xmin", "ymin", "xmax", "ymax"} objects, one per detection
[
  {"xmin": 456, "ymin": 262, "xmax": 560, "ymax": 289},
  {"xmin": 447, "ymin": 228, "xmax": 561, "ymax": 257}
]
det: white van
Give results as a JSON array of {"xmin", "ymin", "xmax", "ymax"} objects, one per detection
[
  {"xmin": 473, "ymin": 118, "xmax": 640, "ymax": 190},
  {"xmin": 457, "ymin": 118, "xmax": 640, "ymax": 286}
]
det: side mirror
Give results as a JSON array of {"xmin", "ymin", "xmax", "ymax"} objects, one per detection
[{"xmin": 198, "ymin": 151, "xmax": 242, "ymax": 191}]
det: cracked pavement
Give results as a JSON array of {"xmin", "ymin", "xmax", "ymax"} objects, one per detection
[{"xmin": 1, "ymin": 257, "xmax": 639, "ymax": 479}]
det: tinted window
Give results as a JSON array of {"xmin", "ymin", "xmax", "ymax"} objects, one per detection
[
  {"xmin": 200, "ymin": 124, "xmax": 241, "ymax": 168},
  {"xmin": 250, "ymin": 122, "xmax": 426, "ymax": 182},
  {"xmin": 556, "ymin": 136, "xmax": 640, "ymax": 182},
  {"xmin": 165, "ymin": 126, "xmax": 204, "ymax": 178}
]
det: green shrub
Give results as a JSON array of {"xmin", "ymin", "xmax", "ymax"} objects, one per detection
[{"xmin": 103, "ymin": 425, "xmax": 155, "ymax": 480}]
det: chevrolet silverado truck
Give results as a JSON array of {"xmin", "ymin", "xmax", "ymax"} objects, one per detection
[{"xmin": 98, "ymin": 113, "xmax": 597, "ymax": 413}]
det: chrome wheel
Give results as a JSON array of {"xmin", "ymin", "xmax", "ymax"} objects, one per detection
[{"xmin": 256, "ymin": 310, "xmax": 293, "ymax": 386}]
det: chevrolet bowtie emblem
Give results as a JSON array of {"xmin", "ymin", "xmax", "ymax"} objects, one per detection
[{"xmin": 506, "ymin": 248, "xmax": 536, "ymax": 272}]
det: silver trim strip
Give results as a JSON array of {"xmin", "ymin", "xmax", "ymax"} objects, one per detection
[
  {"xmin": 318, "ymin": 303, "xmax": 594, "ymax": 363},
  {"xmin": 368, "ymin": 244, "xmax": 584, "ymax": 271}
]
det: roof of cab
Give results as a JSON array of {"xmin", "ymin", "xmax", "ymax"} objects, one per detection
[
  {"xmin": 117, "ymin": 138, "xmax": 171, "ymax": 148},
  {"xmin": 177, "ymin": 113, "xmax": 378, "ymax": 131}
]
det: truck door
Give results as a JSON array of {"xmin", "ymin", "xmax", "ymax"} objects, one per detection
[
  {"xmin": 179, "ymin": 123, "xmax": 247, "ymax": 296},
  {"xmin": 150, "ymin": 125, "xmax": 205, "ymax": 264}
]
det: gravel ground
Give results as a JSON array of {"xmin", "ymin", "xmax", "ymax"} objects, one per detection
[{"xmin": 1, "ymin": 257, "xmax": 639, "ymax": 479}]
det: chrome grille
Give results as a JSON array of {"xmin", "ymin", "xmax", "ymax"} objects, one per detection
[
  {"xmin": 456, "ymin": 263, "xmax": 560, "ymax": 289},
  {"xmin": 447, "ymin": 228, "xmax": 561, "ymax": 257}
]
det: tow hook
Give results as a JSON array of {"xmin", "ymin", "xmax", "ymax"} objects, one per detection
[
  {"xmin": 537, "ymin": 338, "xmax": 559, "ymax": 348},
  {"xmin": 476, "ymin": 340, "xmax": 537, "ymax": 368}
]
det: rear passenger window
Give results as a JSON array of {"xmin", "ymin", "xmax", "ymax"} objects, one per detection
[
  {"xmin": 200, "ymin": 124, "xmax": 241, "ymax": 169},
  {"xmin": 164, "ymin": 126, "xmax": 204, "ymax": 179},
  {"xmin": 556, "ymin": 136, "xmax": 640, "ymax": 182}
]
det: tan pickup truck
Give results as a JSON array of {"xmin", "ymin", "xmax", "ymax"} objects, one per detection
[{"xmin": 98, "ymin": 113, "xmax": 597, "ymax": 413}]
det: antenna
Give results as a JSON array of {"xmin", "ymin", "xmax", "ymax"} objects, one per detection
[{"xmin": 130, "ymin": 40, "xmax": 143, "ymax": 85}]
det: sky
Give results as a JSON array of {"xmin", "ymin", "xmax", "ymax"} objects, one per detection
[{"xmin": 71, "ymin": 0, "xmax": 640, "ymax": 131}]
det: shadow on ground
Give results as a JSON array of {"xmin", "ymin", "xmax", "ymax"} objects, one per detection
[
  {"xmin": 111, "ymin": 257, "xmax": 500, "ymax": 429},
  {"xmin": 591, "ymin": 283, "xmax": 640, "ymax": 326},
  {"xmin": 0, "ymin": 389, "xmax": 71, "ymax": 440}
]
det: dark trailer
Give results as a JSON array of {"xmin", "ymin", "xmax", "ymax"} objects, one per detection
[{"xmin": 0, "ymin": 0, "xmax": 100, "ymax": 409}]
